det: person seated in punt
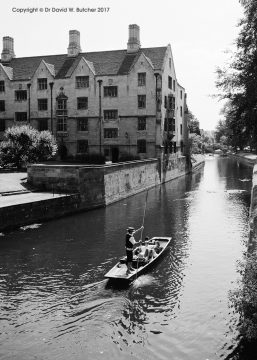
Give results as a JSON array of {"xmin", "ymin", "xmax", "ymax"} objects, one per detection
[
  {"xmin": 154, "ymin": 241, "xmax": 162, "ymax": 254},
  {"xmin": 146, "ymin": 241, "xmax": 163, "ymax": 261},
  {"xmin": 134, "ymin": 237, "xmax": 150, "ymax": 263}
]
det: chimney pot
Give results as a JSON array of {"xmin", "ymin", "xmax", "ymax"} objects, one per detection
[
  {"xmin": 67, "ymin": 30, "xmax": 81, "ymax": 57},
  {"xmin": 127, "ymin": 24, "xmax": 141, "ymax": 53},
  {"xmin": 1, "ymin": 36, "xmax": 15, "ymax": 62}
]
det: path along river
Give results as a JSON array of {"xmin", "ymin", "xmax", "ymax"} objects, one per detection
[{"xmin": 0, "ymin": 156, "xmax": 254, "ymax": 360}]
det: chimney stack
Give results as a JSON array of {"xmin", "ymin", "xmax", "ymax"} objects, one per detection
[
  {"xmin": 127, "ymin": 24, "xmax": 141, "ymax": 53},
  {"xmin": 1, "ymin": 36, "xmax": 15, "ymax": 62},
  {"xmin": 67, "ymin": 30, "xmax": 81, "ymax": 57}
]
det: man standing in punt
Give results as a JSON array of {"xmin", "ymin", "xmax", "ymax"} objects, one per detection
[{"xmin": 125, "ymin": 226, "xmax": 143, "ymax": 274}]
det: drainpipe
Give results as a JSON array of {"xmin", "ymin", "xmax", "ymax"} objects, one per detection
[
  {"xmin": 97, "ymin": 79, "xmax": 103, "ymax": 155},
  {"xmin": 49, "ymin": 82, "xmax": 54, "ymax": 134},
  {"xmin": 27, "ymin": 83, "xmax": 31, "ymax": 124}
]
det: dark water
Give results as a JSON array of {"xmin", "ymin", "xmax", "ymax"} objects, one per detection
[{"xmin": 0, "ymin": 156, "xmax": 253, "ymax": 360}]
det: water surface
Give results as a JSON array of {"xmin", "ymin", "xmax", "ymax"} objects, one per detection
[{"xmin": 0, "ymin": 156, "xmax": 253, "ymax": 359}]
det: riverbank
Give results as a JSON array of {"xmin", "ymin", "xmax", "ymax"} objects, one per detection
[
  {"xmin": 0, "ymin": 155, "xmax": 205, "ymax": 232},
  {"xmin": 231, "ymin": 151, "xmax": 257, "ymax": 167},
  {"xmin": 231, "ymin": 152, "xmax": 257, "ymax": 249}
]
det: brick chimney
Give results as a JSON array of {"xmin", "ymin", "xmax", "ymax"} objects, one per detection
[
  {"xmin": 1, "ymin": 36, "xmax": 15, "ymax": 62},
  {"xmin": 127, "ymin": 24, "xmax": 141, "ymax": 53},
  {"xmin": 67, "ymin": 30, "xmax": 81, "ymax": 57}
]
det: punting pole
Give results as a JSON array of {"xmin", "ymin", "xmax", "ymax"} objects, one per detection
[{"xmin": 136, "ymin": 189, "xmax": 149, "ymax": 279}]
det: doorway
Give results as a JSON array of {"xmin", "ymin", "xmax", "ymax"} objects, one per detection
[{"xmin": 111, "ymin": 147, "xmax": 119, "ymax": 162}]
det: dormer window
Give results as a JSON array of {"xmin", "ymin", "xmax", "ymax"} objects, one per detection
[
  {"xmin": 76, "ymin": 76, "xmax": 89, "ymax": 88},
  {"xmin": 38, "ymin": 78, "xmax": 47, "ymax": 90},
  {"xmin": 138, "ymin": 73, "xmax": 146, "ymax": 86}
]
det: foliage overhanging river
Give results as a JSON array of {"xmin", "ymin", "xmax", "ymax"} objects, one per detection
[{"xmin": 0, "ymin": 156, "xmax": 253, "ymax": 359}]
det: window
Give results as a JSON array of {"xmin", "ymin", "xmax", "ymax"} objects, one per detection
[
  {"xmin": 180, "ymin": 106, "xmax": 183, "ymax": 117},
  {"xmin": 76, "ymin": 76, "xmax": 89, "ymax": 88},
  {"xmin": 0, "ymin": 100, "xmax": 5, "ymax": 112},
  {"xmin": 15, "ymin": 112, "xmax": 27, "ymax": 122},
  {"xmin": 38, "ymin": 78, "xmax": 47, "ymax": 90},
  {"xmin": 138, "ymin": 73, "xmax": 146, "ymax": 86},
  {"xmin": 180, "ymin": 90, "xmax": 183, "ymax": 99},
  {"xmin": 38, "ymin": 99, "xmax": 48, "ymax": 111},
  {"xmin": 77, "ymin": 97, "xmax": 88, "ymax": 110},
  {"xmin": 180, "ymin": 124, "xmax": 183, "ymax": 135},
  {"xmin": 138, "ymin": 95, "xmax": 146, "ymax": 109},
  {"xmin": 169, "ymin": 58, "xmax": 171, "ymax": 68},
  {"xmin": 15, "ymin": 90, "xmax": 27, "ymax": 101},
  {"xmin": 173, "ymin": 79, "xmax": 176, "ymax": 91},
  {"xmin": 164, "ymin": 96, "xmax": 167, "ymax": 109},
  {"xmin": 169, "ymin": 95, "xmax": 175, "ymax": 110},
  {"xmin": 168, "ymin": 76, "xmax": 172, "ymax": 89},
  {"xmin": 0, "ymin": 81, "xmax": 5, "ymax": 92},
  {"xmin": 38, "ymin": 119, "xmax": 48, "ymax": 131},
  {"xmin": 104, "ymin": 86, "xmax": 118, "ymax": 97},
  {"xmin": 57, "ymin": 98, "xmax": 67, "ymax": 111},
  {"xmin": 137, "ymin": 139, "xmax": 146, "ymax": 153},
  {"xmin": 104, "ymin": 128, "xmax": 118, "ymax": 138},
  {"xmin": 104, "ymin": 110, "xmax": 118, "ymax": 120},
  {"xmin": 77, "ymin": 117, "xmax": 88, "ymax": 131},
  {"xmin": 77, "ymin": 140, "xmax": 88, "ymax": 154},
  {"xmin": 0, "ymin": 119, "xmax": 5, "ymax": 131},
  {"xmin": 164, "ymin": 118, "xmax": 175, "ymax": 132},
  {"xmin": 57, "ymin": 117, "xmax": 67, "ymax": 132},
  {"xmin": 138, "ymin": 117, "xmax": 146, "ymax": 131}
]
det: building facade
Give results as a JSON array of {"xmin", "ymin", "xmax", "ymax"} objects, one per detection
[{"xmin": 0, "ymin": 25, "xmax": 188, "ymax": 162}]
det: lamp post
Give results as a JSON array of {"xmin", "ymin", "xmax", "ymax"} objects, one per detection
[
  {"xmin": 97, "ymin": 79, "xmax": 103, "ymax": 155},
  {"xmin": 27, "ymin": 83, "xmax": 31, "ymax": 124},
  {"xmin": 49, "ymin": 82, "xmax": 54, "ymax": 134}
]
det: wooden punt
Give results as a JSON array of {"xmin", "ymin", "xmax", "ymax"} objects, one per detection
[{"xmin": 104, "ymin": 237, "xmax": 172, "ymax": 281}]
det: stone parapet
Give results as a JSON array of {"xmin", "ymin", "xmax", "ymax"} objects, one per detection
[{"xmin": 0, "ymin": 155, "xmax": 204, "ymax": 232}]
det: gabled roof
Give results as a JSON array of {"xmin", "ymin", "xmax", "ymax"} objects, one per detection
[
  {"xmin": 0, "ymin": 63, "xmax": 13, "ymax": 80},
  {"xmin": 0, "ymin": 47, "xmax": 167, "ymax": 81}
]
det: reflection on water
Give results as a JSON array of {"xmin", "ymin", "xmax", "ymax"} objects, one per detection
[{"xmin": 0, "ymin": 156, "xmax": 253, "ymax": 360}]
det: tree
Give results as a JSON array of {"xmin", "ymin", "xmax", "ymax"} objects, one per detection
[
  {"xmin": 216, "ymin": 0, "xmax": 257, "ymax": 151},
  {"xmin": 187, "ymin": 110, "xmax": 201, "ymax": 135},
  {"xmin": 0, "ymin": 125, "xmax": 57, "ymax": 168},
  {"xmin": 188, "ymin": 133, "xmax": 202, "ymax": 154}
]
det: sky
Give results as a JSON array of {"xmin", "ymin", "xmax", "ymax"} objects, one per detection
[{"xmin": 0, "ymin": 0, "xmax": 244, "ymax": 131}]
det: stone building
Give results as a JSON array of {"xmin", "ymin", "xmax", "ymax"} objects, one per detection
[{"xmin": 0, "ymin": 25, "xmax": 188, "ymax": 162}]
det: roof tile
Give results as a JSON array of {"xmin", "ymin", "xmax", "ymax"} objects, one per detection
[{"xmin": 0, "ymin": 47, "xmax": 167, "ymax": 80}]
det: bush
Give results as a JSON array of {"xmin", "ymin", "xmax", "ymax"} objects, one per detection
[
  {"xmin": 0, "ymin": 125, "xmax": 57, "ymax": 169},
  {"xmin": 230, "ymin": 252, "xmax": 257, "ymax": 341}
]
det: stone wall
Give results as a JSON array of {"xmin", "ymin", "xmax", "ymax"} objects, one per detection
[
  {"xmin": 27, "ymin": 156, "xmax": 187, "ymax": 207},
  {"xmin": 0, "ymin": 194, "xmax": 81, "ymax": 232},
  {"xmin": 0, "ymin": 155, "xmax": 202, "ymax": 232}
]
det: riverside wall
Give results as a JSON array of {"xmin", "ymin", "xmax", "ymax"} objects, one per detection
[
  {"xmin": 0, "ymin": 155, "xmax": 205, "ymax": 232},
  {"xmin": 0, "ymin": 194, "xmax": 81, "ymax": 232},
  {"xmin": 27, "ymin": 156, "xmax": 188, "ymax": 207},
  {"xmin": 231, "ymin": 153, "xmax": 257, "ymax": 249}
]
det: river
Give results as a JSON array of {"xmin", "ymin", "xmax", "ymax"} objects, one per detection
[{"xmin": 0, "ymin": 156, "xmax": 253, "ymax": 360}]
